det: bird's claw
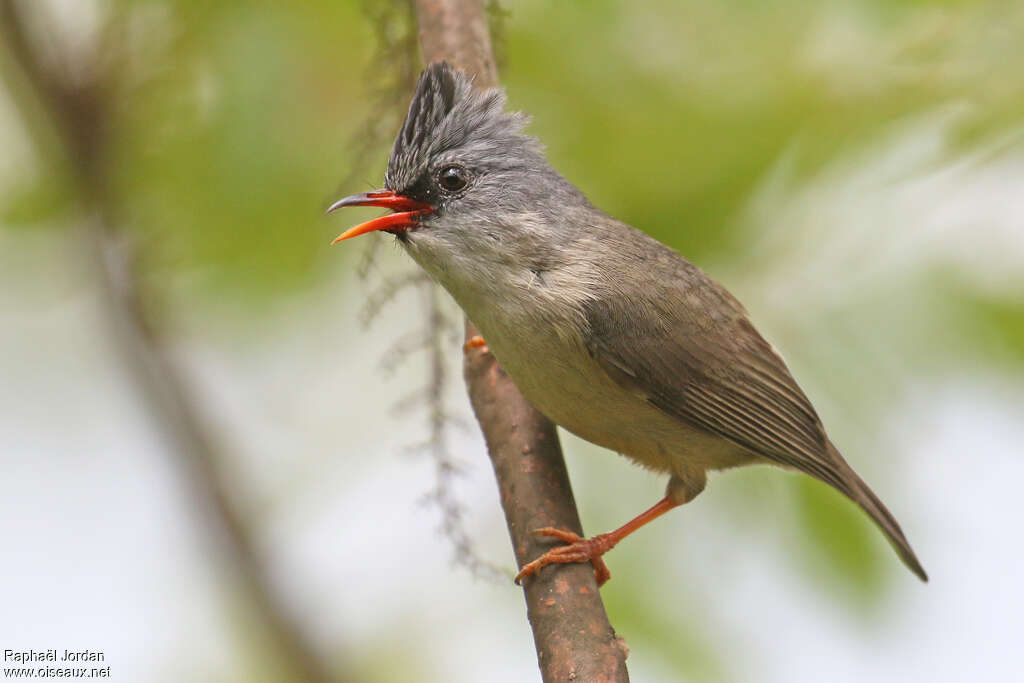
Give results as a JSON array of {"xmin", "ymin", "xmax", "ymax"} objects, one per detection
[
  {"xmin": 463, "ymin": 334, "xmax": 489, "ymax": 354},
  {"xmin": 514, "ymin": 527, "xmax": 614, "ymax": 587}
]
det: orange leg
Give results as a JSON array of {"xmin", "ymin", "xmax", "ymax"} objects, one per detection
[
  {"xmin": 463, "ymin": 334, "xmax": 489, "ymax": 354},
  {"xmin": 514, "ymin": 495, "xmax": 680, "ymax": 587}
]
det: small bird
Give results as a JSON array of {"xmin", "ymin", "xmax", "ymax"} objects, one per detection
[{"xmin": 328, "ymin": 62, "xmax": 927, "ymax": 585}]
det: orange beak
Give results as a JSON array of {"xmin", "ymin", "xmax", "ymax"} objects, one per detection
[{"xmin": 326, "ymin": 190, "xmax": 434, "ymax": 244}]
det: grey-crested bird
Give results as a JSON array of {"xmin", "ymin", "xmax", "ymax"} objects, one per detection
[{"xmin": 327, "ymin": 62, "xmax": 927, "ymax": 584}]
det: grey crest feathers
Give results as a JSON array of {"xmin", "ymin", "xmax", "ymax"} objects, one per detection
[{"xmin": 385, "ymin": 61, "xmax": 539, "ymax": 194}]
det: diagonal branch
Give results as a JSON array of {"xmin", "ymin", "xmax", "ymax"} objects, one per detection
[
  {"xmin": 0, "ymin": 3, "xmax": 342, "ymax": 681},
  {"xmin": 410, "ymin": 1, "xmax": 630, "ymax": 680}
]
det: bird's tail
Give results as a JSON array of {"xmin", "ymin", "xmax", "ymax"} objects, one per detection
[{"xmin": 828, "ymin": 442, "xmax": 928, "ymax": 582}]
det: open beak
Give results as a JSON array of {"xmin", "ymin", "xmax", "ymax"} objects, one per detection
[{"xmin": 326, "ymin": 189, "xmax": 434, "ymax": 244}]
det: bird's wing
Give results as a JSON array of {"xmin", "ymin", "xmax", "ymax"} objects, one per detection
[
  {"xmin": 580, "ymin": 236, "xmax": 927, "ymax": 581},
  {"xmin": 581, "ymin": 262, "xmax": 847, "ymax": 492}
]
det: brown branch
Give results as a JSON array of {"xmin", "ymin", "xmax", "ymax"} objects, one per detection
[
  {"xmin": 410, "ymin": 1, "xmax": 630, "ymax": 680},
  {"xmin": 0, "ymin": 3, "xmax": 343, "ymax": 681}
]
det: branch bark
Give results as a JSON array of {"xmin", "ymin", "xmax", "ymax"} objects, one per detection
[{"xmin": 410, "ymin": 2, "xmax": 630, "ymax": 680}]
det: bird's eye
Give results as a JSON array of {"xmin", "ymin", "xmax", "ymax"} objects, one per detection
[{"xmin": 437, "ymin": 165, "xmax": 470, "ymax": 193}]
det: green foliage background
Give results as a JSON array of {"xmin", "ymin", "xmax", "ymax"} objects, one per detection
[{"xmin": 2, "ymin": 0, "xmax": 1021, "ymax": 681}]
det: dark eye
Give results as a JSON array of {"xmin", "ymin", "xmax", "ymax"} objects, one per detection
[{"xmin": 437, "ymin": 165, "xmax": 470, "ymax": 193}]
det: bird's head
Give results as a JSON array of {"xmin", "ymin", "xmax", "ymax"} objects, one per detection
[{"xmin": 328, "ymin": 62, "xmax": 587, "ymax": 284}]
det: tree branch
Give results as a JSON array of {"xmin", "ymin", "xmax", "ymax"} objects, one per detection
[{"xmin": 410, "ymin": 1, "xmax": 630, "ymax": 680}]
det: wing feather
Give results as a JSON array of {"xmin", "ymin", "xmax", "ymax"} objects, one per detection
[{"xmin": 582, "ymin": 274, "xmax": 845, "ymax": 490}]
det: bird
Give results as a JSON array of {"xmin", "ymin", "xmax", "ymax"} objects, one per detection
[{"xmin": 327, "ymin": 61, "xmax": 927, "ymax": 585}]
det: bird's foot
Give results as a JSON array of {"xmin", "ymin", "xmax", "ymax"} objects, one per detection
[
  {"xmin": 463, "ymin": 334, "xmax": 489, "ymax": 354},
  {"xmin": 514, "ymin": 527, "xmax": 616, "ymax": 587}
]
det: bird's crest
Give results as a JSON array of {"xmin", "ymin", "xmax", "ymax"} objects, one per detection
[{"xmin": 385, "ymin": 62, "xmax": 534, "ymax": 192}]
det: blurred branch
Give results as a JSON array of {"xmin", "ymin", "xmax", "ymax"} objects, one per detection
[
  {"xmin": 0, "ymin": 3, "xmax": 343, "ymax": 681},
  {"xmin": 411, "ymin": 1, "xmax": 630, "ymax": 680}
]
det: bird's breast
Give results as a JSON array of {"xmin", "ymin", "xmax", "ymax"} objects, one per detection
[{"xmin": 441, "ymin": 269, "xmax": 700, "ymax": 473}]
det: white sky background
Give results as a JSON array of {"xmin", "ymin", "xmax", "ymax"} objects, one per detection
[{"xmin": 2, "ymin": 115, "xmax": 1023, "ymax": 682}]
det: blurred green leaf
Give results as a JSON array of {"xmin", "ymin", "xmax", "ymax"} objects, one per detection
[
  {"xmin": 946, "ymin": 281, "xmax": 1024, "ymax": 367},
  {"xmin": 792, "ymin": 476, "xmax": 887, "ymax": 603},
  {"xmin": 0, "ymin": 176, "xmax": 73, "ymax": 227}
]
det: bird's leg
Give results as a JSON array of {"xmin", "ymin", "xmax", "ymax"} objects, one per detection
[
  {"xmin": 463, "ymin": 334, "xmax": 489, "ymax": 354},
  {"xmin": 514, "ymin": 495, "xmax": 681, "ymax": 587}
]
